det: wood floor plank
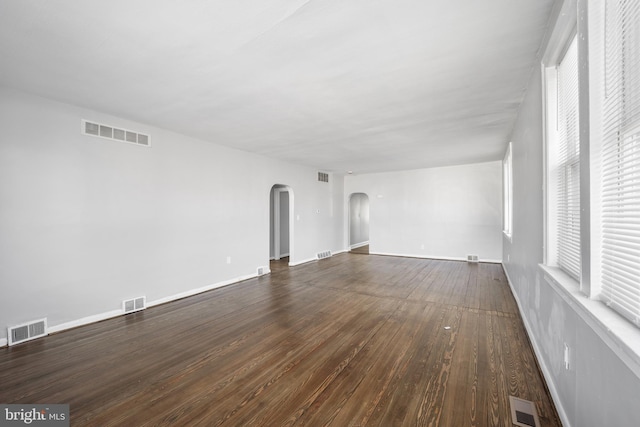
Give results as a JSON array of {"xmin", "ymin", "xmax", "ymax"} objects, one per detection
[
  {"xmin": 437, "ymin": 308, "xmax": 479, "ymax": 427},
  {"xmin": 297, "ymin": 301, "xmax": 429, "ymax": 427},
  {"xmin": 226, "ymin": 300, "xmax": 399, "ymax": 426},
  {"xmin": 0, "ymin": 254, "xmax": 560, "ymax": 426},
  {"xmin": 81, "ymin": 291, "xmax": 381, "ymax": 426}
]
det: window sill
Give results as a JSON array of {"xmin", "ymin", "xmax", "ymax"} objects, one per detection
[{"xmin": 539, "ymin": 264, "xmax": 640, "ymax": 379}]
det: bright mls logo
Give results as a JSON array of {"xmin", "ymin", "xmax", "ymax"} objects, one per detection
[{"xmin": 0, "ymin": 405, "xmax": 69, "ymax": 426}]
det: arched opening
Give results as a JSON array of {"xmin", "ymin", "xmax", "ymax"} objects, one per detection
[
  {"xmin": 270, "ymin": 184, "xmax": 294, "ymax": 269},
  {"xmin": 349, "ymin": 193, "xmax": 369, "ymax": 254}
]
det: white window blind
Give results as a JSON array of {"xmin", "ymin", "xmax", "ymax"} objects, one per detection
[
  {"xmin": 601, "ymin": 0, "xmax": 640, "ymax": 327},
  {"xmin": 556, "ymin": 36, "xmax": 581, "ymax": 280}
]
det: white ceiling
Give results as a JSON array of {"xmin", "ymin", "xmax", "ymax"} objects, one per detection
[{"xmin": 0, "ymin": 0, "xmax": 556, "ymax": 174}]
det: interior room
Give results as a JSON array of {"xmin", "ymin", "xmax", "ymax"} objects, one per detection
[{"xmin": 1, "ymin": 0, "xmax": 639, "ymax": 426}]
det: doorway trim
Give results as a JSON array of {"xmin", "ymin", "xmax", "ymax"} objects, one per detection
[
  {"xmin": 348, "ymin": 192, "xmax": 370, "ymax": 250},
  {"xmin": 270, "ymin": 184, "xmax": 294, "ymax": 265}
]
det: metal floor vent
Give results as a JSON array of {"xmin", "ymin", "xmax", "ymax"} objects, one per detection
[
  {"xmin": 317, "ymin": 250, "xmax": 332, "ymax": 259},
  {"xmin": 509, "ymin": 396, "xmax": 540, "ymax": 427},
  {"xmin": 8, "ymin": 318, "xmax": 48, "ymax": 346},
  {"xmin": 467, "ymin": 254, "xmax": 479, "ymax": 263},
  {"xmin": 83, "ymin": 120, "xmax": 150, "ymax": 147},
  {"xmin": 123, "ymin": 296, "xmax": 146, "ymax": 314}
]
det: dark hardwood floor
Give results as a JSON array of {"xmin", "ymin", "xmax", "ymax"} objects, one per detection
[{"xmin": 0, "ymin": 254, "xmax": 560, "ymax": 426}]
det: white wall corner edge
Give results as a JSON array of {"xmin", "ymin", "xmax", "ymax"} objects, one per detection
[{"xmin": 502, "ymin": 264, "xmax": 571, "ymax": 427}]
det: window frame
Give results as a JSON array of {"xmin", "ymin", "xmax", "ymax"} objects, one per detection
[
  {"xmin": 503, "ymin": 142, "xmax": 513, "ymax": 240},
  {"xmin": 544, "ymin": 30, "xmax": 582, "ymax": 284}
]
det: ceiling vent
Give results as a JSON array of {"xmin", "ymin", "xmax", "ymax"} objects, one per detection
[
  {"xmin": 8, "ymin": 318, "xmax": 48, "ymax": 346},
  {"xmin": 82, "ymin": 120, "xmax": 151, "ymax": 147},
  {"xmin": 318, "ymin": 172, "xmax": 329, "ymax": 183},
  {"xmin": 123, "ymin": 296, "xmax": 146, "ymax": 314}
]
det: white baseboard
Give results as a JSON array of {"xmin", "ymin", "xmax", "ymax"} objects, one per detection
[
  {"xmin": 481, "ymin": 258, "xmax": 503, "ymax": 264},
  {"xmin": 350, "ymin": 241, "xmax": 369, "ymax": 249},
  {"xmin": 502, "ymin": 265, "xmax": 571, "ymax": 427},
  {"xmin": 2, "ymin": 273, "xmax": 259, "ymax": 348},
  {"xmin": 370, "ymin": 251, "xmax": 501, "ymax": 263},
  {"xmin": 148, "ymin": 273, "xmax": 257, "ymax": 307},
  {"xmin": 371, "ymin": 251, "xmax": 463, "ymax": 261},
  {"xmin": 48, "ymin": 309, "xmax": 123, "ymax": 335},
  {"xmin": 289, "ymin": 257, "xmax": 317, "ymax": 267},
  {"xmin": 273, "ymin": 250, "xmax": 347, "ymax": 266}
]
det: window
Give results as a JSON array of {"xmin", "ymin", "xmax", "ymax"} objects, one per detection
[
  {"xmin": 503, "ymin": 142, "xmax": 513, "ymax": 239},
  {"xmin": 557, "ymin": 36, "xmax": 581, "ymax": 280},
  {"xmin": 546, "ymin": 34, "xmax": 581, "ymax": 281},
  {"xmin": 599, "ymin": 0, "xmax": 640, "ymax": 326}
]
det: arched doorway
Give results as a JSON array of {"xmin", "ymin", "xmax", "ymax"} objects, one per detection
[
  {"xmin": 270, "ymin": 184, "xmax": 294, "ymax": 267},
  {"xmin": 349, "ymin": 193, "xmax": 369, "ymax": 254}
]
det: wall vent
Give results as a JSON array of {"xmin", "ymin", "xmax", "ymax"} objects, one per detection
[
  {"xmin": 123, "ymin": 296, "xmax": 146, "ymax": 314},
  {"xmin": 8, "ymin": 318, "xmax": 48, "ymax": 346},
  {"xmin": 257, "ymin": 267, "xmax": 265, "ymax": 275},
  {"xmin": 317, "ymin": 250, "xmax": 332, "ymax": 259},
  {"xmin": 467, "ymin": 254, "xmax": 479, "ymax": 263},
  {"xmin": 509, "ymin": 396, "xmax": 540, "ymax": 427},
  {"xmin": 82, "ymin": 120, "xmax": 151, "ymax": 147},
  {"xmin": 317, "ymin": 172, "xmax": 329, "ymax": 183}
]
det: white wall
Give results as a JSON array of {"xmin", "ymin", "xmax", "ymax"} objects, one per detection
[
  {"xmin": 0, "ymin": 86, "xmax": 344, "ymax": 344},
  {"xmin": 344, "ymin": 162, "xmax": 502, "ymax": 262},
  {"xmin": 503, "ymin": 57, "xmax": 640, "ymax": 427}
]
